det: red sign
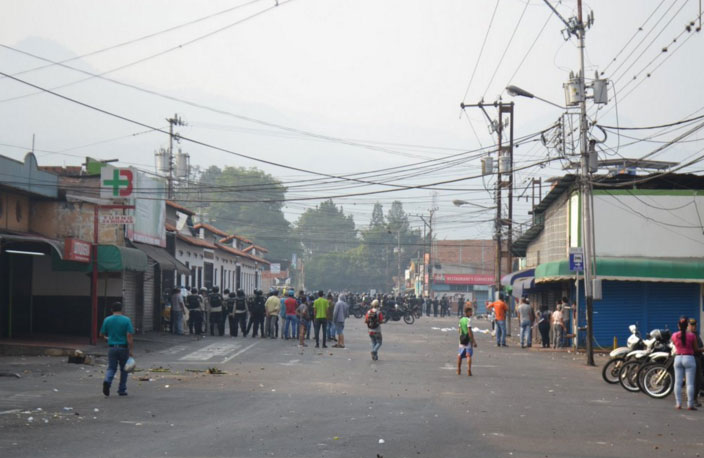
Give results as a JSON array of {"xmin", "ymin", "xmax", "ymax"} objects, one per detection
[
  {"xmin": 64, "ymin": 238, "xmax": 91, "ymax": 263},
  {"xmin": 432, "ymin": 273, "xmax": 494, "ymax": 285}
]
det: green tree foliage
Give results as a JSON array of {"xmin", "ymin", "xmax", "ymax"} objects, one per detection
[
  {"xmin": 180, "ymin": 165, "xmax": 299, "ymax": 262},
  {"xmin": 296, "ymin": 199, "xmax": 358, "ymax": 257},
  {"xmin": 303, "ymin": 200, "xmax": 423, "ymax": 292}
]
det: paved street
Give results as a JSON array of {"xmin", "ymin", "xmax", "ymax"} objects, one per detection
[{"xmin": 1, "ymin": 316, "xmax": 702, "ymax": 458}]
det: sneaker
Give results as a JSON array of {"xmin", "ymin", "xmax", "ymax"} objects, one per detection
[
  {"xmin": 371, "ymin": 352, "xmax": 375, "ymax": 361},
  {"xmin": 315, "ymin": 344, "xmax": 319, "ymax": 348},
  {"xmin": 687, "ymin": 406, "xmax": 698, "ymax": 411},
  {"xmin": 467, "ymin": 370, "xmax": 472, "ymax": 377},
  {"xmin": 118, "ymin": 392, "xmax": 128, "ymax": 396},
  {"xmin": 102, "ymin": 381, "xmax": 110, "ymax": 397},
  {"xmin": 322, "ymin": 345, "xmax": 328, "ymax": 349}
]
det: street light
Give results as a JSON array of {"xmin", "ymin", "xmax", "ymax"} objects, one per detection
[
  {"xmin": 506, "ymin": 85, "xmax": 567, "ymax": 110},
  {"xmin": 452, "ymin": 199, "xmax": 495, "ymax": 210}
]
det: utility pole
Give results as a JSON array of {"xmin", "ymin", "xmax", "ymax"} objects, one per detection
[
  {"xmin": 576, "ymin": 0, "xmax": 596, "ymax": 367},
  {"xmin": 460, "ymin": 101, "xmax": 514, "ymax": 312},
  {"xmin": 396, "ymin": 230, "xmax": 401, "ymax": 293},
  {"xmin": 543, "ymin": 0, "xmax": 599, "ymax": 365},
  {"xmin": 166, "ymin": 114, "xmax": 186, "ymax": 199}
]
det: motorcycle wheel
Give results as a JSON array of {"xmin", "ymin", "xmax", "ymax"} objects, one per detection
[
  {"xmin": 414, "ymin": 309, "xmax": 421, "ymax": 319},
  {"xmin": 601, "ymin": 357, "xmax": 624, "ymax": 384},
  {"xmin": 403, "ymin": 313, "xmax": 415, "ymax": 325},
  {"xmin": 618, "ymin": 360, "xmax": 642, "ymax": 392},
  {"xmin": 353, "ymin": 309, "xmax": 363, "ymax": 319},
  {"xmin": 641, "ymin": 363, "xmax": 673, "ymax": 399},
  {"xmin": 382, "ymin": 313, "xmax": 390, "ymax": 324},
  {"xmin": 636, "ymin": 362, "xmax": 657, "ymax": 391}
]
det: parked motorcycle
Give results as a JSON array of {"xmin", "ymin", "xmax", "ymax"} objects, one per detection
[
  {"xmin": 618, "ymin": 328, "xmax": 671, "ymax": 393},
  {"xmin": 601, "ymin": 324, "xmax": 644, "ymax": 384},
  {"xmin": 381, "ymin": 303, "xmax": 415, "ymax": 325}
]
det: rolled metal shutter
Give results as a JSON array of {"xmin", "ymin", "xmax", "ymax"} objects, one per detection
[
  {"xmin": 590, "ymin": 281, "xmax": 699, "ymax": 349},
  {"xmin": 142, "ymin": 262, "xmax": 156, "ymax": 332},
  {"xmin": 122, "ymin": 270, "xmax": 138, "ymax": 329}
]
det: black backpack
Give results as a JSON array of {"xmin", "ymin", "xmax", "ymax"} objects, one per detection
[
  {"xmin": 209, "ymin": 294, "xmax": 222, "ymax": 308},
  {"xmin": 235, "ymin": 297, "xmax": 247, "ymax": 312},
  {"xmin": 186, "ymin": 295, "xmax": 200, "ymax": 310},
  {"xmin": 367, "ymin": 310, "xmax": 380, "ymax": 329}
]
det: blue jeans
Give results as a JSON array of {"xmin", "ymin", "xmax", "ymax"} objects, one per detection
[
  {"xmin": 495, "ymin": 319, "xmax": 506, "ymax": 346},
  {"xmin": 284, "ymin": 315, "xmax": 298, "ymax": 339},
  {"xmin": 172, "ymin": 310, "xmax": 183, "ymax": 335},
  {"xmin": 674, "ymin": 355, "xmax": 697, "ymax": 408},
  {"xmin": 327, "ymin": 321, "xmax": 337, "ymax": 339},
  {"xmin": 104, "ymin": 347, "xmax": 129, "ymax": 394},
  {"xmin": 520, "ymin": 321, "xmax": 532, "ymax": 347},
  {"xmin": 369, "ymin": 333, "xmax": 382, "ymax": 355}
]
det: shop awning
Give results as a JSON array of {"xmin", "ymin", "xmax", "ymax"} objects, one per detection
[
  {"xmin": 132, "ymin": 242, "xmax": 190, "ymax": 275},
  {"xmin": 535, "ymin": 257, "xmax": 704, "ymax": 283},
  {"xmin": 512, "ymin": 277, "xmax": 535, "ymax": 298},
  {"xmin": 0, "ymin": 232, "xmax": 64, "ymax": 258},
  {"xmin": 52, "ymin": 244, "xmax": 147, "ymax": 272},
  {"xmin": 501, "ymin": 268, "xmax": 535, "ymax": 287}
]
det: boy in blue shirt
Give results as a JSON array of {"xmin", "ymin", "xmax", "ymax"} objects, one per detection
[{"xmin": 100, "ymin": 302, "xmax": 135, "ymax": 396}]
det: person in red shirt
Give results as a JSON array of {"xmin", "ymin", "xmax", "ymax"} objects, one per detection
[
  {"xmin": 487, "ymin": 295, "xmax": 509, "ymax": 347},
  {"xmin": 283, "ymin": 290, "xmax": 299, "ymax": 340}
]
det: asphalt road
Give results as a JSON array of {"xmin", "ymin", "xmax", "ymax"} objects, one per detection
[{"xmin": 1, "ymin": 315, "xmax": 702, "ymax": 458}]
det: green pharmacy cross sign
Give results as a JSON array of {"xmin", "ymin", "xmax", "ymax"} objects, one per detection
[{"xmin": 100, "ymin": 167, "xmax": 134, "ymax": 198}]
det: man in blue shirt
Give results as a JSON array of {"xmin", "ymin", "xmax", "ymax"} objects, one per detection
[{"xmin": 100, "ymin": 302, "xmax": 135, "ymax": 397}]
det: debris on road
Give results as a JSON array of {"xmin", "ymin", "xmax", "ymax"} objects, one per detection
[{"xmin": 207, "ymin": 367, "xmax": 226, "ymax": 375}]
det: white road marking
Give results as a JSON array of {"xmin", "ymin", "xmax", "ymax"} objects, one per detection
[
  {"xmin": 220, "ymin": 342, "xmax": 258, "ymax": 363},
  {"xmin": 159, "ymin": 345, "xmax": 188, "ymax": 355},
  {"xmin": 0, "ymin": 409, "xmax": 21, "ymax": 415},
  {"xmin": 179, "ymin": 343, "xmax": 240, "ymax": 361},
  {"xmin": 279, "ymin": 359, "xmax": 300, "ymax": 366}
]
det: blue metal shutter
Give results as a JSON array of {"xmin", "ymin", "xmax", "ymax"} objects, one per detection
[
  {"xmin": 591, "ymin": 281, "xmax": 647, "ymax": 349},
  {"xmin": 589, "ymin": 281, "xmax": 699, "ymax": 348},
  {"xmin": 643, "ymin": 282, "xmax": 699, "ymax": 333}
]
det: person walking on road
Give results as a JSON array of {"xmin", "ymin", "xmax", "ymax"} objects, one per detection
[
  {"xmin": 333, "ymin": 294, "xmax": 349, "ymax": 348},
  {"xmin": 313, "ymin": 290, "xmax": 329, "ymax": 348},
  {"xmin": 516, "ymin": 297, "xmax": 534, "ymax": 348},
  {"xmin": 100, "ymin": 301, "xmax": 134, "ymax": 397},
  {"xmin": 365, "ymin": 299, "xmax": 384, "ymax": 361},
  {"xmin": 457, "ymin": 305, "xmax": 477, "ymax": 376},
  {"xmin": 265, "ymin": 289, "xmax": 281, "ymax": 339},
  {"xmin": 671, "ymin": 316, "xmax": 702, "ymax": 410},
  {"xmin": 550, "ymin": 304, "xmax": 565, "ymax": 349},
  {"xmin": 487, "ymin": 295, "xmax": 509, "ymax": 347}
]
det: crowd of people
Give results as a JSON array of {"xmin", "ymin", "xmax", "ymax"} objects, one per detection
[{"xmin": 166, "ymin": 286, "xmax": 391, "ymax": 359}]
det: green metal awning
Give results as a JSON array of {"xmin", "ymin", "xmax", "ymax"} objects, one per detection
[
  {"xmin": 52, "ymin": 244, "xmax": 147, "ymax": 272},
  {"xmin": 536, "ymin": 257, "xmax": 704, "ymax": 283}
]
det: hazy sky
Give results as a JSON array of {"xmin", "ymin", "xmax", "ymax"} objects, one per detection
[{"xmin": 2, "ymin": 0, "xmax": 703, "ymax": 240}]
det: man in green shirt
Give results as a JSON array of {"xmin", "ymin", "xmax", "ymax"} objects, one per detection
[
  {"xmin": 457, "ymin": 305, "xmax": 477, "ymax": 376},
  {"xmin": 100, "ymin": 302, "xmax": 135, "ymax": 396},
  {"xmin": 313, "ymin": 290, "xmax": 329, "ymax": 348}
]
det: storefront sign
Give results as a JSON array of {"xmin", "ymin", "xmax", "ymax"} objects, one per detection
[
  {"xmin": 432, "ymin": 273, "xmax": 494, "ymax": 285},
  {"xmin": 100, "ymin": 167, "xmax": 134, "ymax": 198},
  {"xmin": 64, "ymin": 238, "xmax": 91, "ymax": 263},
  {"xmin": 100, "ymin": 214, "xmax": 135, "ymax": 225}
]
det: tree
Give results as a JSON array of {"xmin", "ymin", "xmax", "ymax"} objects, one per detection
[
  {"xmin": 296, "ymin": 199, "xmax": 358, "ymax": 257},
  {"xmin": 187, "ymin": 166, "xmax": 299, "ymax": 262}
]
